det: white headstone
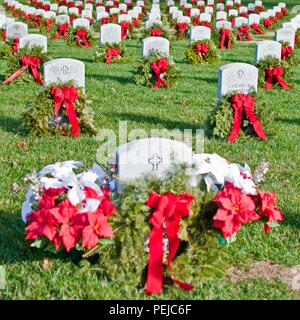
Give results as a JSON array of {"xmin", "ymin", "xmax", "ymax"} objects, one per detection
[
  {"xmin": 199, "ymin": 13, "xmax": 212, "ymax": 22},
  {"xmin": 19, "ymin": 34, "xmax": 47, "ymax": 52},
  {"xmin": 100, "ymin": 23, "xmax": 122, "ymax": 45},
  {"xmin": 190, "ymin": 25, "xmax": 211, "ymax": 43},
  {"xmin": 73, "ymin": 17, "xmax": 90, "ymax": 29},
  {"xmin": 276, "ymin": 28, "xmax": 296, "ymax": 48},
  {"xmin": 145, "ymin": 19, "xmax": 163, "ymax": 29},
  {"xmin": 248, "ymin": 13, "xmax": 260, "ymax": 25},
  {"xmin": 235, "ymin": 17, "xmax": 248, "ymax": 27},
  {"xmin": 142, "ymin": 36, "xmax": 169, "ymax": 57},
  {"xmin": 218, "ymin": 63, "xmax": 258, "ymax": 97},
  {"xmin": 6, "ymin": 22, "xmax": 28, "ymax": 40},
  {"xmin": 43, "ymin": 58, "xmax": 85, "ymax": 88},
  {"xmin": 58, "ymin": 6, "xmax": 68, "ymax": 14},
  {"xmin": 254, "ymin": 40, "xmax": 282, "ymax": 64}
]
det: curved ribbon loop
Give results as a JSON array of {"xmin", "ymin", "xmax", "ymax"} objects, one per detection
[
  {"xmin": 76, "ymin": 29, "xmax": 91, "ymax": 47},
  {"xmin": 194, "ymin": 43, "xmax": 209, "ymax": 59},
  {"xmin": 265, "ymin": 66, "xmax": 290, "ymax": 90},
  {"xmin": 105, "ymin": 47, "xmax": 120, "ymax": 64},
  {"xmin": 150, "ymin": 58, "xmax": 169, "ymax": 89}
]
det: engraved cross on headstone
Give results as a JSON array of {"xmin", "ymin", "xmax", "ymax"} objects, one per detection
[
  {"xmin": 61, "ymin": 65, "xmax": 69, "ymax": 75},
  {"xmin": 237, "ymin": 69, "xmax": 244, "ymax": 78},
  {"xmin": 148, "ymin": 154, "xmax": 162, "ymax": 171}
]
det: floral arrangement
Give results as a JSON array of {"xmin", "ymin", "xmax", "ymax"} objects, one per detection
[
  {"xmin": 66, "ymin": 27, "xmax": 97, "ymax": 48},
  {"xmin": 280, "ymin": 41, "xmax": 297, "ymax": 66},
  {"xmin": 94, "ymin": 43, "xmax": 128, "ymax": 64},
  {"xmin": 185, "ymin": 40, "xmax": 220, "ymax": 64},
  {"xmin": 23, "ymin": 81, "xmax": 97, "ymax": 136},
  {"xmin": 39, "ymin": 18, "xmax": 57, "ymax": 38},
  {"xmin": 134, "ymin": 52, "xmax": 179, "ymax": 89},
  {"xmin": 210, "ymin": 93, "xmax": 273, "ymax": 142},
  {"xmin": 0, "ymin": 45, "xmax": 49, "ymax": 85},
  {"xmin": 22, "ymin": 161, "xmax": 116, "ymax": 254},
  {"xmin": 257, "ymin": 57, "xmax": 292, "ymax": 90},
  {"xmin": 174, "ymin": 21, "xmax": 190, "ymax": 39}
]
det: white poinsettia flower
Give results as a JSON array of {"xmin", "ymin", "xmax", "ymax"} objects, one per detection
[
  {"xmin": 40, "ymin": 177, "xmax": 65, "ymax": 190},
  {"xmin": 21, "ymin": 190, "xmax": 35, "ymax": 223},
  {"xmin": 77, "ymin": 170, "xmax": 102, "ymax": 196},
  {"xmin": 190, "ymin": 153, "xmax": 230, "ymax": 191},
  {"xmin": 78, "ymin": 198, "xmax": 101, "ymax": 213},
  {"xmin": 225, "ymin": 163, "xmax": 257, "ymax": 195},
  {"xmin": 38, "ymin": 161, "xmax": 83, "ymax": 178},
  {"xmin": 67, "ymin": 182, "xmax": 86, "ymax": 206}
]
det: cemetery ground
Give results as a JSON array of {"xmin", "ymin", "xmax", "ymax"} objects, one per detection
[{"xmin": 1, "ymin": 1, "xmax": 300, "ymax": 300}]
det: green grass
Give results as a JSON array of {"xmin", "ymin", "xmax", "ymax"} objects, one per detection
[{"xmin": 0, "ymin": 0, "xmax": 300, "ymax": 299}]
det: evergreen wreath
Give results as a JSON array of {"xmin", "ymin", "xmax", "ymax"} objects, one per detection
[
  {"xmin": 280, "ymin": 41, "xmax": 297, "ymax": 66},
  {"xmin": 142, "ymin": 23, "xmax": 175, "ymax": 41},
  {"xmin": 39, "ymin": 18, "xmax": 57, "ymax": 38},
  {"xmin": 66, "ymin": 26, "xmax": 97, "ymax": 47},
  {"xmin": 185, "ymin": 40, "xmax": 220, "ymax": 64},
  {"xmin": 209, "ymin": 93, "xmax": 273, "ymax": 141},
  {"xmin": 212, "ymin": 28, "xmax": 236, "ymax": 49},
  {"xmin": 134, "ymin": 51, "xmax": 179, "ymax": 88},
  {"xmin": 94, "ymin": 43, "xmax": 128, "ymax": 64},
  {"xmin": 23, "ymin": 81, "xmax": 97, "ymax": 136},
  {"xmin": 0, "ymin": 45, "xmax": 49, "ymax": 84},
  {"xmin": 257, "ymin": 56, "xmax": 293, "ymax": 89}
]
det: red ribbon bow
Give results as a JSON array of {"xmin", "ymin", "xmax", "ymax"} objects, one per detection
[
  {"xmin": 2, "ymin": 56, "xmax": 43, "ymax": 85},
  {"xmin": 220, "ymin": 28, "xmax": 231, "ymax": 49},
  {"xmin": 264, "ymin": 18, "xmax": 274, "ymax": 29},
  {"xmin": 101, "ymin": 17, "xmax": 109, "ymax": 24},
  {"xmin": 240, "ymin": 12, "xmax": 248, "ymax": 18},
  {"xmin": 250, "ymin": 23, "xmax": 264, "ymax": 34},
  {"xmin": 194, "ymin": 43, "xmax": 209, "ymax": 59},
  {"xmin": 200, "ymin": 21, "xmax": 214, "ymax": 30},
  {"xmin": 238, "ymin": 26, "xmax": 252, "ymax": 41},
  {"xmin": 11, "ymin": 38, "xmax": 20, "ymax": 53},
  {"xmin": 281, "ymin": 46, "xmax": 293, "ymax": 60},
  {"xmin": 177, "ymin": 22, "xmax": 188, "ymax": 36},
  {"xmin": 265, "ymin": 66, "xmax": 290, "ymax": 90},
  {"xmin": 256, "ymin": 5, "xmax": 263, "ymax": 13},
  {"xmin": 53, "ymin": 23, "xmax": 69, "ymax": 39},
  {"xmin": 132, "ymin": 18, "xmax": 139, "ymax": 28},
  {"xmin": 281, "ymin": 8, "xmax": 287, "ymax": 15},
  {"xmin": 51, "ymin": 86, "xmax": 80, "ymax": 137},
  {"xmin": 45, "ymin": 19, "xmax": 53, "ymax": 31},
  {"xmin": 105, "ymin": 47, "xmax": 120, "ymax": 64},
  {"xmin": 192, "ymin": 16, "xmax": 199, "ymax": 26},
  {"xmin": 120, "ymin": 22, "xmax": 130, "ymax": 40},
  {"xmin": 185, "ymin": 8, "xmax": 191, "ymax": 16},
  {"xmin": 228, "ymin": 94, "xmax": 267, "ymax": 143},
  {"xmin": 150, "ymin": 58, "xmax": 169, "ymax": 89},
  {"xmin": 275, "ymin": 12, "xmax": 282, "ymax": 20},
  {"xmin": 230, "ymin": 16, "xmax": 235, "ymax": 27},
  {"xmin": 150, "ymin": 29, "xmax": 162, "ymax": 37},
  {"xmin": 76, "ymin": 29, "xmax": 91, "ymax": 47},
  {"xmin": 1, "ymin": 29, "xmax": 6, "ymax": 42},
  {"xmin": 145, "ymin": 192, "xmax": 195, "ymax": 294},
  {"xmin": 34, "ymin": 16, "xmax": 42, "ymax": 28}
]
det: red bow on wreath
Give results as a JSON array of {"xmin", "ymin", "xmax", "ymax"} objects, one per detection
[
  {"xmin": 265, "ymin": 66, "xmax": 290, "ymax": 90},
  {"xmin": 230, "ymin": 16, "xmax": 235, "ymax": 28},
  {"xmin": 237, "ymin": 26, "xmax": 252, "ymax": 41},
  {"xmin": 228, "ymin": 94, "xmax": 267, "ymax": 143},
  {"xmin": 177, "ymin": 22, "xmax": 188, "ymax": 36},
  {"xmin": 53, "ymin": 23, "xmax": 69, "ymax": 39},
  {"xmin": 105, "ymin": 47, "xmax": 120, "ymax": 64},
  {"xmin": 256, "ymin": 5, "xmax": 263, "ymax": 13},
  {"xmin": 281, "ymin": 8, "xmax": 287, "ymax": 16},
  {"xmin": 120, "ymin": 22, "xmax": 130, "ymax": 40},
  {"xmin": 1, "ymin": 56, "xmax": 43, "ymax": 85},
  {"xmin": 150, "ymin": 29, "xmax": 162, "ymax": 36},
  {"xmin": 11, "ymin": 38, "xmax": 20, "ymax": 53},
  {"xmin": 281, "ymin": 45, "xmax": 293, "ymax": 60},
  {"xmin": 34, "ymin": 16, "xmax": 42, "ymax": 28},
  {"xmin": 145, "ymin": 192, "xmax": 195, "ymax": 294},
  {"xmin": 220, "ymin": 29, "xmax": 231, "ymax": 49},
  {"xmin": 185, "ymin": 8, "xmax": 191, "ymax": 16},
  {"xmin": 264, "ymin": 18, "xmax": 274, "ymax": 29},
  {"xmin": 194, "ymin": 43, "xmax": 209, "ymax": 59},
  {"xmin": 275, "ymin": 12, "xmax": 282, "ymax": 21},
  {"xmin": 1, "ymin": 29, "xmax": 6, "ymax": 42},
  {"xmin": 250, "ymin": 23, "xmax": 264, "ymax": 34},
  {"xmin": 240, "ymin": 12, "xmax": 247, "ymax": 18},
  {"xmin": 151, "ymin": 58, "xmax": 169, "ymax": 89},
  {"xmin": 200, "ymin": 21, "xmax": 214, "ymax": 30},
  {"xmin": 101, "ymin": 17, "xmax": 109, "ymax": 24},
  {"xmin": 132, "ymin": 18, "xmax": 139, "ymax": 28},
  {"xmin": 51, "ymin": 86, "xmax": 80, "ymax": 137},
  {"xmin": 45, "ymin": 19, "xmax": 53, "ymax": 31},
  {"xmin": 192, "ymin": 16, "xmax": 199, "ymax": 26},
  {"xmin": 76, "ymin": 29, "xmax": 91, "ymax": 47}
]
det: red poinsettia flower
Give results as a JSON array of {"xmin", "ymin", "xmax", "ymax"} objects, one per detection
[
  {"xmin": 213, "ymin": 183, "xmax": 260, "ymax": 238},
  {"xmin": 82, "ymin": 212, "xmax": 113, "ymax": 250},
  {"xmin": 50, "ymin": 198, "xmax": 85, "ymax": 251},
  {"xmin": 258, "ymin": 191, "xmax": 284, "ymax": 234},
  {"xmin": 25, "ymin": 208, "xmax": 58, "ymax": 242}
]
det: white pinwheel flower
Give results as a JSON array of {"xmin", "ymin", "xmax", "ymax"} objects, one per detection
[
  {"xmin": 78, "ymin": 198, "xmax": 101, "ymax": 213},
  {"xmin": 77, "ymin": 170, "xmax": 102, "ymax": 196},
  {"xmin": 38, "ymin": 161, "xmax": 83, "ymax": 178}
]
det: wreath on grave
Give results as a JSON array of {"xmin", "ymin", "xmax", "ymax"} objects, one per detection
[
  {"xmin": 261, "ymin": 17, "xmax": 280, "ymax": 30},
  {"xmin": 39, "ymin": 18, "xmax": 57, "ymax": 38},
  {"xmin": 94, "ymin": 43, "xmax": 128, "ymax": 64},
  {"xmin": 236, "ymin": 25, "xmax": 252, "ymax": 41},
  {"xmin": 0, "ymin": 45, "xmax": 50, "ymax": 85},
  {"xmin": 173, "ymin": 21, "xmax": 190, "ymax": 39},
  {"xmin": 295, "ymin": 30, "xmax": 300, "ymax": 49},
  {"xmin": 134, "ymin": 52, "xmax": 179, "ymax": 89},
  {"xmin": 209, "ymin": 93, "xmax": 273, "ymax": 142},
  {"xmin": 257, "ymin": 57, "xmax": 292, "ymax": 90},
  {"xmin": 280, "ymin": 41, "xmax": 297, "ymax": 66},
  {"xmin": 66, "ymin": 26, "xmax": 97, "ymax": 47},
  {"xmin": 23, "ymin": 81, "xmax": 97, "ymax": 136},
  {"xmin": 249, "ymin": 22, "xmax": 265, "ymax": 35},
  {"xmin": 141, "ymin": 23, "xmax": 175, "ymax": 41},
  {"xmin": 185, "ymin": 40, "xmax": 220, "ymax": 64},
  {"xmin": 212, "ymin": 28, "xmax": 236, "ymax": 49}
]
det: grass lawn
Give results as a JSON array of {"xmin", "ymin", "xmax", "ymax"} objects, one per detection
[{"xmin": 0, "ymin": 0, "xmax": 300, "ymax": 299}]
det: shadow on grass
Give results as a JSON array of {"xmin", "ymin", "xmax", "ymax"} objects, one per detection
[
  {"xmin": 276, "ymin": 117, "xmax": 300, "ymax": 126},
  {"xmin": 104, "ymin": 111, "xmax": 205, "ymax": 131},
  {"xmin": 86, "ymin": 73, "xmax": 135, "ymax": 84},
  {"xmin": 0, "ymin": 116, "xmax": 26, "ymax": 135}
]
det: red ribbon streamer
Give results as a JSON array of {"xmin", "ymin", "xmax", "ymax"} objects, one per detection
[
  {"xmin": 1, "ymin": 29, "xmax": 6, "ymax": 42},
  {"xmin": 228, "ymin": 94, "xmax": 267, "ymax": 143},
  {"xmin": 192, "ymin": 16, "xmax": 199, "ymax": 26},
  {"xmin": 145, "ymin": 192, "xmax": 194, "ymax": 294},
  {"xmin": 11, "ymin": 38, "xmax": 20, "ymax": 53},
  {"xmin": 220, "ymin": 29, "xmax": 231, "ymax": 49},
  {"xmin": 53, "ymin": 23, "xmax": 69, "ymax": 39},
  {"xmin": 45, "ymin": 19, "xmax": 53, "ymax": 31},
  {"xmin": 200, "ymin": 21, "xmax": 214, "ymax": 30},
  {"xmin": 177, "ymin": 22, "xmax": 188, "ymax": 36},
  {"xmin": 237, "ymin": 26, "xmax": 252, "ymax": 41},
  {"xmin": 150, "ymin": 29, "xmax": 162, "ymax": 37},
  {"xmin": 51, "ymin": 86, "xmax": 80, "ymax": 137},
  {"xmin": 250, "ymin": 23, "xmax": 264, "ymax": 34},
  {"xmin": 264, "ymin": 18, "xmax": 274, "ymax": 29},
  {"xmin": 265, "ymin": 66, "xmax": 290, "ymax": 90},
  {"xmin": 151, "ymin": 58, "xmax": 169, "ymax": 89},
  {"xmin": 105, "ymin": 47, "xmax": 120, "ymax": 64},
  {"xmin": 2, "ymin": 56, "xmax": 43, "ymax": 85},
  {"xmin": 76, "ymin": 29, "xmax": 91, "ymax": 47},
  {"xmin": 34, "ymin": 16, "xmax": 42, "ymax": 28},
  {"xmin": 281, "ymin": 45, "xmax": 293, "ymax": 60},
  {"xmin": 194, "ymin": 43, "xmax": 209, "ymax": 59},
  {"xmin": 120, "ymin": 22, "xmax": 130, "ymax": 40}
]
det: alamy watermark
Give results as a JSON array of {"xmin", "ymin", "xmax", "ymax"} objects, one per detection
[{"xmin": 0, "ymin": 266, "xmax": 6, "ymax": 290}]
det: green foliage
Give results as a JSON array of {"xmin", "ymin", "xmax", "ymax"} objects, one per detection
[
  {"xmin": 257, "ymin": 56, "xmax": 293, "ymax": 89},
  {"xmin": 185, "ymin": 40, "xmax": 221, "ymax": 64},
  {"xmin": 280, "ymin": 41, "xmax": 297, "ymax": 66},
  {"xmin": 66, "ymin": 27, "xmax": 97, "ymax": 48},
  {"xmin": 210, "ymin": 93, "xmax": 274, "ymax": 140},
  {"xmin": 23, "ymin": 81, "xmax": 97, "ymax": 136},
  {"xmin": 134, "ymin": 51, "xmax": 179, "ymax": 88},
  {"xmin": 94, "ymin": 43, "xmax": 128, "ymax": 64},
  {"xmin": 212, "ymin": 28, "xmax": 236, "ymax": 49},
  {"xmin": 141, "ymin": 23, "xmax": 176, "ymax": 41},
  {"xmin": 39, "ymin": 18, "xmax": 57, "ymax": 38},
  {"xmin": 0, "ymin": 44, "xmax": 50, "ymax": 84}
]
